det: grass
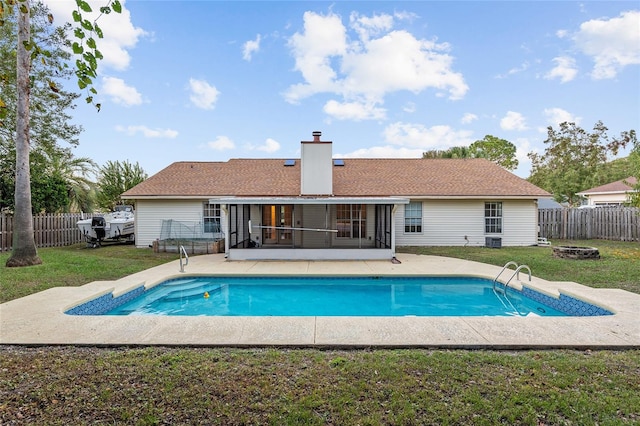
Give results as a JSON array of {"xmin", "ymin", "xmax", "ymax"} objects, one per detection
[
  {"xmin": 401, "ymin": 239, "xmax": 640, "ymax": 294},
  {"xmin": 0, "ymin": 244, "xmax": 176, "ymax": 303},
  {"xmin": 1, "ymin": 240, "xmax": 639, "ymax": 424}
]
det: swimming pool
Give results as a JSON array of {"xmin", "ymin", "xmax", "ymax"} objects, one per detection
[{"xmin": 66, "ymin": 276, "xmax": 613, "ymax": 317}]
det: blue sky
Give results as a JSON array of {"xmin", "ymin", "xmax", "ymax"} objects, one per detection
[{"xmin": 43, "ymin": 1, "xmax": 639, "ymax": 178}]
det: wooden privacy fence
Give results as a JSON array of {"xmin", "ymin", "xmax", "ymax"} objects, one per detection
[
  {"xmin": 0, "ymin": 213, "xmax": 85, "ymax": 252},
  {"xmin": 538, "ymin": 207, "xmax": 640, "ymax": 242}
]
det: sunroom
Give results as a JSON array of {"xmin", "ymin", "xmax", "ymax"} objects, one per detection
[{"xmin": 220, "ymin": 197, "xmax": 408, "ymax": 260}]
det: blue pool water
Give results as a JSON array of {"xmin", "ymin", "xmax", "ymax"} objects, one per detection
[{"xmin": 105, "ymin": 276, "xmax": 569, "ymax": 317}]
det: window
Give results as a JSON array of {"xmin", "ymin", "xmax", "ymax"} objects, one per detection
[
  {"xmin": 203, "ymin": 202, "xmax": 221, "ymax": 233},
  {"xmin": 336, "ymin": 204, "xmax": 366, "ymax": 238},
  {"xmin": 484, "ymin": 202, "xmax": 502, "ymax": 233},
  {"xmin": 404, "ymin": 202, "xmax": 422, "ymax": 233}
]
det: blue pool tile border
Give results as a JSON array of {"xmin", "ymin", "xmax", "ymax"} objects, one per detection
[
  {"xmin": 519, "ymin": 286, "xmax": 613, "ymax": 316},
  {"xmin": 66, "ymin": 276, "xmax": 614, "ymax": 317},
  {"xmin": 66, "ymin": 286, "xmax": 145, "ymax": 316}
]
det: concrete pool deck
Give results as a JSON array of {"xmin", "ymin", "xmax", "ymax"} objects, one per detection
[{"xmin": 1, "ymin": 254, "xmax": 639, "ymax": 348}]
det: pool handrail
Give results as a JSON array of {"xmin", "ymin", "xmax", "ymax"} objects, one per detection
[
  {"xmin": 505, "ymin": 265, "xmax": 531, "ymax": 289},
  {"xmin": 179, "ymin": 245, "xmax": 189, "ymax": 273},
  {"xmin": 492, "ymin": 261, "xmax": 519, "ymax": 292}
]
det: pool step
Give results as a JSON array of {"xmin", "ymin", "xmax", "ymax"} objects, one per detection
[{"xmin": 161, "ymin": 284, "xmax": 224, "ymax": 302}]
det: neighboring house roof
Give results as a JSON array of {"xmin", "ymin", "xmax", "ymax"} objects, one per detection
[
  {"xmin": 123, "ymin": 158, "xmax": 550, "ymax": 199},
  {"xmin": 537, "ymin": 198, "xmax": 563, "ymax": 208},
  {"xmin": 577, "ymin": 176, "xmax": 638, "ymax": 195}
]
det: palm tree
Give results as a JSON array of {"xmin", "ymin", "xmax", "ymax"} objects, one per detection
[
  {"xmin": 46, "ymin": 149, "xmax": 98, "ymax": 212},
  {"xmin": 6, "ymin": 0, "xmax": 42, "ymax": 267}
]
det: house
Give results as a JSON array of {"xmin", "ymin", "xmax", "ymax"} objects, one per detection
[
  {"xmin": 576, "ymin": 176, "xmax": 638, "ymax": 207},
  {"xmin": 122, "ymin": 131, "xmax": 550, "ymax": 260}
]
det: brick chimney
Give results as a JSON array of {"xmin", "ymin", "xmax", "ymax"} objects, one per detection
[{"xmin": 301, "ymin": 131, "xmax": 333, "ymax": 195}]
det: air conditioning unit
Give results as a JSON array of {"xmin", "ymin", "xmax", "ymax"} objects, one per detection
[{"xmin": 485, "ymin": 237, "xmax": 502, "ymax": 249}]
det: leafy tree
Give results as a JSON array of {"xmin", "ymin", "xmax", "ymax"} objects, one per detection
[
  {"xmin": 1, "ymin": 148, "xmax": 76, "ymax": 213},
  {"xmin": 528, "ymin": 121, "xmax": 635, "ymax": 206},
  {"xmin": 4, "ymin": 0, "xmax": 43, "ymax": 266},
  {"xmin": 626, "ymin": 137, "xmax": 640, "ymax": 207},
  {"xmin": 422, "ymin": 146, "xmax": 474, "ymax": 159},
  {"xmin": 96, "ymin": 160, "xmax": 147, "ymax": 211},
  {"xmin": 1, "ymin": 0, "xmax": 121, "ymax": 267},
  {"xmin": 422, "ymin": 136, "xmax": 518, "ymax": 171},
  {"xmin": 598, "ymin": 156, "xmax": 635, "ymax": 184},
  {"xmin": 469, "ymin": 135, "xmax": 518, "ymax": 171},
  {"xmin": 0, "ymin": 3, "xmax": 88, "ymax": 215}
]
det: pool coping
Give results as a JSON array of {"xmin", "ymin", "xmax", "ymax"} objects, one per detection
[{"xmin": 1, "ymin": 254, "xmax": 639, "ymax": 348}]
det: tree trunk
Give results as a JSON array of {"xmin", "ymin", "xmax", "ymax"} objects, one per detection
[{"xmin": 6, "ymin": 0, "xmax": 42, "ymax": 267}]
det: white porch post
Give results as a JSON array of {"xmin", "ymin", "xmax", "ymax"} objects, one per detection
[
  {"xmin": 391, "ymin": 204, "xmax": 398, "ymax": 256},
  {"xmin": 221, "ymin": 204, "xmax": 229, "ymax": 256}
]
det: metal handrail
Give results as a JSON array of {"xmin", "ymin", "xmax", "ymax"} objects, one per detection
[
  {"xmin": 505, "ymin": 265, "xmax": 531, "ymax": 289},
  {"xmin": 492, "ymin": 261, "xmax": 519, "ymax": 291},
  {"xmin": 492, "ymin": 261, "xmax": 531, "ymax": 317},
  {"xmin": 179, "ymin": 245, "xmax": 189, "ymax": 273}
]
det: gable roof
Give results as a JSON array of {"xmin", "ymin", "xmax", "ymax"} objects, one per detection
[
  {"xmin": 578, "ymin": 176, "xmax": 638, "ymax": 195},
  {"xmin": 122, "ymin": 158, "xmax": 550, "ymax": 199}
]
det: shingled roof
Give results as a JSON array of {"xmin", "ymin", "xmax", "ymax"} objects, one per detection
[
  {"xmin": 578, "ymin": 176, "xmax": 637, "ymax": 194},
  {"xmin": 123, "ymin": 158, "xmax": 550, "ymax": 199}
]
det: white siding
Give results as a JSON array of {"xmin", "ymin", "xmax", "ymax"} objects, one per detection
[
  {"xmin": 501, "ymin": 200, "xmax": 539, "ymax": 246},
  {"xmin": 585, "ymin": 193, "xmax": 628, "ymax": 206},
  {"xmin": 134, "ymin": 199, "xmax": 227, "ymax": 248},
  {"xmin": 395, "ymin": 199, "xmax": 538, "ymax": 247}
]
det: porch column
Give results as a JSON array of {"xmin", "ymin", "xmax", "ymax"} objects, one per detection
[
  {"xmin": 391, "ymin": 204, "xmax": 398, "ymax": 256},
  {"xmin": 221, "ymin": 204, "xmax": 230, "ymax": 255}
]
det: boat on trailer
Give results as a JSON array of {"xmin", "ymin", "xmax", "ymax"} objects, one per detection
[{"xmin": 77, "ymin": 205, "xmax": 135, "ymax": 247}]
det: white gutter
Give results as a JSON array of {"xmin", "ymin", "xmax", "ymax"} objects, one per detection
[{"xmin": 213, "ymin": 196, "xmax": 410, "ymax": 205}]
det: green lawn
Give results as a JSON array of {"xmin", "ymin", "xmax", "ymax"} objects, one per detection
[
  {"xmin": 400, "ymin": 239, "xmax": 640, "ymax": 294},
  {"xmin": 1, "ymin": 241, "xmax": 639, "ymax": 425}
]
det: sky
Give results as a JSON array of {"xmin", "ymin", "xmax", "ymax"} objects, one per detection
[{"xmin": 41, "ymin": 0, "xmax": 640, "ymax": 179}]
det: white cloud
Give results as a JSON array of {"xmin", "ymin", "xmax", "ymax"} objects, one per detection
[
  {"xmin": 544, "ymin": 56, "xmax": 578, "ymax": 83},
  {"xmin": 500, "ymin": 111, "xmax": 528, "ymax": 131},
  {"xmin": 496, "ymin": 61, "xmax": 530, "ymax": 79},
  {"xmin": 255, "ymin": 138, "xmax": 281, "ymax": 153},
  {"xmin": 512, "ymin": 137, "xmax": 534, "ymax": 178},
  {"xmin": 383, "ymin": 122, "xmax": 474, "ymax": 149},
  {"xmin": 43, "ymin": 0, "xmax": 148, "ymax": 71},
  {"xmin": 323, "ymin": 99, "xmax": 386, "ymax": 121},
  {"xmin": 243, "ymin": 34, "xmax": 261, "ymax": 61},
  {"xmin": 285, "ymin": 11, "xmax": 468, "ymax": 120},
  {"xmin": 573, "ymin": 10, "xmax": 640, "ymax": 79},
  {"xmin": 349, "ymin": 11, "xmax": 394, "ymax": 42},
  {"xmin": 403, "ymin": 102, "xmax": 416, "ymax": 113},
  {"xmin": 461, "ymin": 113, "xmax": 478, "ymax": 124},
  {"xmin": 338, "ymin": 122, "xmax": 474, "ymax": 158},
  {"xmin": 208, "ymin": 136, "xmax": 235, "ymax": 151},
  {"xmin": 556, "ymin": 29, "xmax": 569, "ymax": 38},
  {"xmin": 101, "ymin": 77, "xmax": 143, "ymax": 106},
  {"xmin": 339, "ymin": 145, "xmax": 424, "ymax": 158},
  {"xmin": 542, "ymin": 107, "xmax": 582, "ymax": 129},
  {"xmin": 115, "ymin": 125, "xmax": 178, "ymax": 138},
  {"xmin": 188, "ymin": 78, "xmax": 220, "ymax": 110}
]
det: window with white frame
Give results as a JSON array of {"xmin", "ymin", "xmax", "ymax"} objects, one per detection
[
  {"xmin": 336, "ymin": 204, "xmax": 366, "ymax": 238},
  {"xmin": 203, "ymin": 202, "xmax": 221, "ymax": 233},
  {"xmin": 404, "ymin": 202, "xmax": 422, "ymax": 233},
  {"xmin": 484, "ymin": 202, "xmax": 502, "ymax": 233}
]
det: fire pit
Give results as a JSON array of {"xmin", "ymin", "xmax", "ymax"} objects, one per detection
[{"xmin": 552, "ymin": 246, "xmax": 600, "ymax": 260}]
